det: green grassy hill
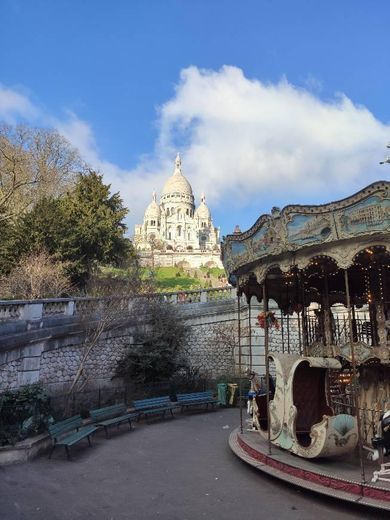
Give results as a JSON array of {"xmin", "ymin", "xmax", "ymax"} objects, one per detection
[{"xmin": 99, "ymin": 265, "xmax": 227, "ymax": 293}]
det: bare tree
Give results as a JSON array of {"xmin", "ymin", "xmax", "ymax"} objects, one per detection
[
  {"xmin": 0, "ymin": 251, "xmax": 74, "ymax": 299},
  {"xmin": 0, "ymin": 124, "xmax": 85, "ymax": 222},
  {"xmin": 211, "ymin": 322, "xmax": 250, "ymax": 374},
  {"xmin": 64, "ymin": 273, "xmax": 158, "ymax": 413},
  {"xmin": 65, "ymin": 297, "xmax": 133, "ymax": 411}
]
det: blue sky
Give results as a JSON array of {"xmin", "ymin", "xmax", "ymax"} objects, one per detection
[{"xmin": 1, "ymin": 0, "xmax": 389, "ymax": 236}]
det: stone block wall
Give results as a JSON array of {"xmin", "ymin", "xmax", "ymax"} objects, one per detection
[
  {"xmin": 38, "ymin": 333, "xmax": 131, "ymax": 394},
  {"xmin": 0, "ymin": 293, "xmax": 302, "ymax": 396},
  {"xmin": 184, "ymin": 321, "xmax": 236, "ymax": 378},
  {"xmin": 0, "ymin": 297, "xmax": 241, "ymax": 395}
]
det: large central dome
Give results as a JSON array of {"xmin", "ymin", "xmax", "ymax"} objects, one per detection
[{"xmin": 161, "ymin": 153, "xmax": 193, "ymax": 197}]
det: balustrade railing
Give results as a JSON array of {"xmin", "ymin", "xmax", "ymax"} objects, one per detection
[
  {"xmin": 0, "ymin": 303, "xmax": 22, "ymax": 321},
  {"xmin": 0, "ymin": 286, "xmax": 235, "ymax": 324}
]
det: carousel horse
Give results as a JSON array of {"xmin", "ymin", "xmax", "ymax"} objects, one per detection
[{"xmin": 252, "ymin": 353, "xmax": 358, "ymax": 458}]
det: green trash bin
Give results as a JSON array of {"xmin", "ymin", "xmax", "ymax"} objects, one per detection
[{"xmin": 217, "ymin": 383, "xmax": 227, "ymax": 406}]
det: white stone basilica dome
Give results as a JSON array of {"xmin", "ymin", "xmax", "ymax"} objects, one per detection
[
  {"xmin": 194, "ymin": 194, "xmax": 211, "ymax": 219},
  {"xmin": 144, "ymin": 192, "xmax": 161, "ymax": 218},
  {"xmin": 161, "ymin": 153, "xmax": 193, "ymax": 198}
]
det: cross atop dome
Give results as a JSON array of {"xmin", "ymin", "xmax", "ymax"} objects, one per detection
[
  {"xmin": 201, "ymin": 193, "xmax": 206, "ymax": 203},
  {"xmin": 174, "ymin": 152, "xmax": 182, "ymax": 175},
  {"xmin": 152, "ymin": 191, "xmax": 156, "ymax": 202}
]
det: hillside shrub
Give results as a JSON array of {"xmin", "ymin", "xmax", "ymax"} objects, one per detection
[{"xmin": 0, "ymin": 384, "xmax": 51, "ymax": 446}]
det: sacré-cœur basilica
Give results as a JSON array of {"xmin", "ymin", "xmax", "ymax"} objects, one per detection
[{"xmin": 134, "ymin": 154, "xmax": 223, "ymax": 268}]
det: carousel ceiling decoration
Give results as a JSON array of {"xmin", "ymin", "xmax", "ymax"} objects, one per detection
[{"xmin": 222, "ymin": 181, "xmax": 390, "ymax": 281}]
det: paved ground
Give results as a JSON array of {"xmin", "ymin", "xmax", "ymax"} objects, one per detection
[{"xmin": 0, "ymin": 409, "xmax": 384, "ymax": 520}]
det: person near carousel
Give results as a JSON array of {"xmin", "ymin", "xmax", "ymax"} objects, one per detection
[{"xmin": 245, "ymin": 368, "xmax": 275, "ymax": 415}]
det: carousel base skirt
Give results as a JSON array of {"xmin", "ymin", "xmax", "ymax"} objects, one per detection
[{"xmin": 229, "ymin": 427, "xmax": 390, "ymax": 512}]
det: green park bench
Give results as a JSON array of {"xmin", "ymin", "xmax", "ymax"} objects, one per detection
[
  {"xmin": 89, "ymin": 403, "xmax": 139, "ymax": 438},
  {"xmin": 176, "ymin": 391, "xmax": 220, "ymax": 412},
  {"xmin": 133, "ymin": 396, "xmax": 177, "ymax": 420},
  {"xmin": 48, "ymin": 415, "xmax": 98, "ymax": 460}
]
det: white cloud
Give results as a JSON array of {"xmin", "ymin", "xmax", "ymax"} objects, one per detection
[
  {"xmin": 0, "ymin": 84, "xmax": 38, "ymax": 122},
  {"xmin": 1, "ymin": 66, "xmax": 389, "ymax": 235},
  {"xmin": 156, "ymin": 66, "xmax": 389, "ymax": 208}
]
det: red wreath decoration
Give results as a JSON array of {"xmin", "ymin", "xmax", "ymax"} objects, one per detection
[{"xmin": 257, "ymin": 311, "xmax": 280, "ymax": 330}]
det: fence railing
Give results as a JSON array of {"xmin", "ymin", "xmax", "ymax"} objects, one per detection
[{"xmin": 0, "ymin": 286, "xmax": 235, "ymax": 323}]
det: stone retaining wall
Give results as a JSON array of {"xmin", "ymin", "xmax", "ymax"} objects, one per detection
[
  {"xmin": 0, "ymin": 289, "xmax": 298, "ymax": 395},
  {"xmin": 0, "ymin": 292, "xmax": 242, "ymax": 394}
]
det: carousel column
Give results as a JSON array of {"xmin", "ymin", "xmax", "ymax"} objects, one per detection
[
  {"xmin": 237, "ymin": 276, "xmax": 243, "ymax": 434},
  {"xmin": 376, "ymin": 266, "xmax": 387, "ymax": 347},
  {"xmin": 300, "ymin": 272, "xmax": 309, "ymax": 357},
  {"xmin": 295, "ymin": 270, "xmax": 304, "ymax": 356},
  {"xmin": 248, "ymin": 297, "xmax": 253, "ymax": 369},
  {"xmin": 344, "ymin": 268, "xmax": 366, "ymax": 484},
  {"xmin": 263, "ymin": 280, "xmax": 272, "ymax": 455},
  {"xmin": 323, "ymin": 271, "xmax": 333, "ymax": 349}
]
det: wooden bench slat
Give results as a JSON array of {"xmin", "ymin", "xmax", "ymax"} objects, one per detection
[
  {"xmin": 55, "ymin": 425, "xmax": 98, "ymax": 447},
  {"xmin": 48, "ymin": 415, "xmax": 98, "ymax": 460},
  {"xmin": 90, "ymin": 403, "xmax": 127, "ymax": 422},
  {"xmin": 48, "ymin": 415, "xmax": 83, "ymax": 438},
  {"xmin": 133, "ymin": 396, "xmax": 177, "ymax": 420},
  {"xmin": 133, "ymin": 396, "xmax": 173, "ymax": 410},
  {"xmin": 90, "ymin": 403, "xmax": 139, "ymax": 438},
  {"xmin": 141, "ymin": 406, "xmax": 176, "ymax": 415},
  {"xmin": 176, "ymin": 392, "xmax": 220, "ymax": 412},
  {"xmin": 95, "ymin": 412, "xmax": 139, "ymax": 428}
]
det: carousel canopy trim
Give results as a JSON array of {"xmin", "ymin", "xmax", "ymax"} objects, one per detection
[{"xmin": 221, "ymin": 181, "xmax": 389, "ymax": 280}]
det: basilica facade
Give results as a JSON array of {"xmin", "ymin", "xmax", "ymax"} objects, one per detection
[{"xmin": 134, "ymin": 154, "xmax": 222, "ymax": 268}]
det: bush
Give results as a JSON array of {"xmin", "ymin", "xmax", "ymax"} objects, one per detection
[
  {"xmin": 115, "ymin": 299, "xmax": 189, "ymax": 385},
  {"xmin": 0, "ymin": 384, "xmax": 51, "ymax": 446},
  {"xmin": 0, "ymin": 251, "xmax": 73, "ymax": 299}
]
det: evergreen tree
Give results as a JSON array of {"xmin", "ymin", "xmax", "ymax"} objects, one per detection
[
  {"xmin": 1, "ymin": 171, "xmax": 133, "ymax": 288},
  {"xmin": 0, "ymin": 218, "xmax": 18, "ymax": 275},
  {"xmin": 14, "ymin": 197, "xmax": 64, "ymax": 258},
  {"xmin": 58, "ymin": 171, "xmax": 131, "ymax": 286}
]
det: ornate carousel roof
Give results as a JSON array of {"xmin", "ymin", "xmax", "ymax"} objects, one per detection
[{"xmin": 221, "ymin": 181, "xmax": 390, "ymax": 284}]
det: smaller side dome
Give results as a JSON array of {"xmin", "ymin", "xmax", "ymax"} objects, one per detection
[
  {"xmin": 144, "ymin": 191, "xmax": 161, "ymax": 219},
  {"xmin": 195, "ymin": 193, "xmax": 211, "ymax": 219}
]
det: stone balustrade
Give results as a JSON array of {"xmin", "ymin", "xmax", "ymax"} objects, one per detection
[{"xmin": 0, "ymin": 286, "xmax": 236, "ymax": 324}]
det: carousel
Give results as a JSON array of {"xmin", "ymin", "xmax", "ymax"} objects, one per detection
[{"xmin": 221, "ymin": 180, "xmax": 390, "ymax": 509}]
